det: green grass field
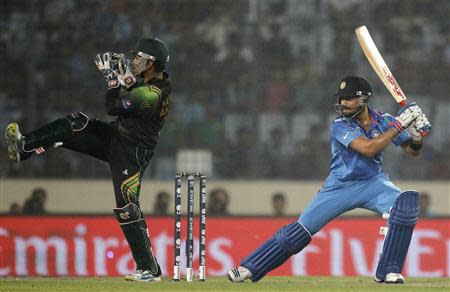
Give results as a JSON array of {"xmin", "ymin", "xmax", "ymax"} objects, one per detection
[{"xmin": 1, "ymin": 276, "xmax": 449, "ymax": 291}]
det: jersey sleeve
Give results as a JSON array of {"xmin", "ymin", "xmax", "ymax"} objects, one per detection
[
  {"xmin": 331, "ymin": 120, "xmax": 364, "ymax": 148},
  {"xmin": 105, "ymin": 85, "xmax": 161, "ymax": 116}
]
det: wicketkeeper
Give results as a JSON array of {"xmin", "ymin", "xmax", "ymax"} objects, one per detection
[
  {"xmin": 227, "ymin": 76, "xmax": 431, "ymax": 284},
  {"xmin": 5, "ymin": 38, "xmax": 172, "ymax": 282}
]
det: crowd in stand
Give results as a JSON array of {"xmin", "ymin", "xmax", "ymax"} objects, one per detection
[{"xmin": 2, "ymin": 0, "xmax": 449, "ymax": 180}]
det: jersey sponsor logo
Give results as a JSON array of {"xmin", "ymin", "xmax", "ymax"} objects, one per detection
[
  {"xmin": 122, "ymin": 169, "xmax": 128, "ymax": 175},
  {"xmin": 121, "ymin": 99, "xmax": 132, "ymax": 109},
  {"xmin": 343, "ymin": 132, "xmax": 349, "ymax": 139}
]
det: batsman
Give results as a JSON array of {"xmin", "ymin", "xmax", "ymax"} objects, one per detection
[
  {"xmin": 5, "ymin": 38, "xmax": 171, "ymax": 281},
  {"xmin": 228, "ymin": 76, "xmax": 431, "ymax": 284}
]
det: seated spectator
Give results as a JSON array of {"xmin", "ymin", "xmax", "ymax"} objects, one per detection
[
  {"xmin": 261, "ymin": 128, "xmax": 292, "ymax": 178},
  {"xmin": 153, "ymin": 191, "xmax": 170, "ymax": 216},
  {"xmin": 8, "ymin": 202, "xmax": 21, "ymax": 215},
  {"xmin": 22, "ymin": 187, "xmax": 47, "ymax": 215},
  {"xmin": 207, "ymin": 188, "xmax": 230, "ymax": 216},
  {"xmin": 419, "ymin": 192, "xmax": 434, "ymax": 218},
  {"xmin": 271, "ymin": 192, "xmax": 287, "ymax": 216}
]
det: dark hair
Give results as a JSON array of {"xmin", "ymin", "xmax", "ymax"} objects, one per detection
[{"xmin": 272, "ymin": 192, "xmax": 285, "ymax": 201}]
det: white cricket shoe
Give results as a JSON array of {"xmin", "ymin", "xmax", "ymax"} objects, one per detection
[
  {"xmin": 385, "ymin": 273, "xmax": 404, "ymax": 284},
  {"xmin": 227, "ymin": 266, "xmax": 252, "ymax": 282},
  {"xmin": 125, "ymin": 270, "xmax": 161, "ymax": 282}
]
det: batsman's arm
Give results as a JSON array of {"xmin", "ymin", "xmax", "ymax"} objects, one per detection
[{"xmin": 349, "ymin": 128, "xmax": 399, "ymax": 158}]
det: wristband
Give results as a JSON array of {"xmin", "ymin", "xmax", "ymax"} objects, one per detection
[{"xmin": 408, "ymin": 139, "xmax": 422, "ymax": 151}]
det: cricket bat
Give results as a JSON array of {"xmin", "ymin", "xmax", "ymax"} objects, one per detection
[{"xmin": 355, "ymin": 25, "xmax": 407, "ymax": 107}]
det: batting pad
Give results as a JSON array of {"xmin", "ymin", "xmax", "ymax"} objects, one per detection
[
  {"xmin": 241, "ymin": 222, "xmax": 311, "ymax": 282},
  {"xmin": 375, "ymin": 191, "xmax": 419, "ymax": 280}
]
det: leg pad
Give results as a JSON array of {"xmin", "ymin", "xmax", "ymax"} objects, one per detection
[
  {"xmin": 114, "ymin": 203, "xmax": 160, "ymax": 274},
  {"xmin": 241, "ymin": 222, "xmax": 311, "ymax": 282},
  {"xmin": 375, "ymin": 191, "xmax": 419, "ymax": 281}
]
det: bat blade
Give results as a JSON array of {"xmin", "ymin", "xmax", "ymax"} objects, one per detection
[{"xmin": 355, "ymin": 25, "xmax": 407, "ymax": 107}]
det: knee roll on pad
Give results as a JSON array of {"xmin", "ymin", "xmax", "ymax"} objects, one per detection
[
  {"xmin": 64, "ymin": 112, "xmax": 89, "ymax": 132},
  {"xmin": 389, "ymin": 191, "xmax": 420, "ymax": 226},
  {"xmin": 113, "ymin": 203, "xmax": 143, "ymax": 224},
  {"xmin": 376, "ymin": 191, "xmax": 419, "ymax": 280},
  {"xmin": 113, "ymin": 203, "xmax": 158, "ymax": 273},
  {"xmin": 241, "ymin": 222, "xmax": 311, "ymax": 282}
]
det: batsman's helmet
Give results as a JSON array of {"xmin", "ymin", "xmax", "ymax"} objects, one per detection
[
  {"xmin": 335, "ymin": 76, "xmax": 372, "ymax": 99},
  {"xmin": 334, "ymin": 76, "xmax": 372, "ymax": 119}
]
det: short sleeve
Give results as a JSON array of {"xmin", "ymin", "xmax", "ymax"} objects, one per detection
[{"xmin": 331, "ymin": 120, "xmax": 363, "ymax": 148}]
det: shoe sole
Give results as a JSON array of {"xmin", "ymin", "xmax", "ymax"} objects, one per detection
[
  {"xmin": 125, "ymin": 276, "xmax": 161, "ymax": 282},
  {"xmin": 5, "ymin": 123, "xmax": 20, "ymax": 162},
  {"xmin": 386, "ymin": 279, "xmax": 404, "ymax": 284}
]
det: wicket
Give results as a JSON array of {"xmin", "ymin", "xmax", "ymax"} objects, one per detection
[{"xmin": 173, "ymin": 172, "xmax": 207, "ymax": 282}]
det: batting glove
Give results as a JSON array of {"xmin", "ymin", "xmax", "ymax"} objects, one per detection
[
  {"xmin": 414, "ymin": 113, "xmax": 431, "ymax": 136},
  {"xmin": 390, "ymin": 102, "xmax": 422, "ymax": 133},
  {"xmin": 406, "ymin": 124, "xmax": 422, "ymax": 142},
  {"xmin": 94, "ymin": 52, "xmax": 124, "ymax": 89}
]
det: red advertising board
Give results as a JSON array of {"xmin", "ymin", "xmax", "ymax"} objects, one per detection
[{"xmin": 0, "ymin": 216, "xmax": 448, "ymax": 277}]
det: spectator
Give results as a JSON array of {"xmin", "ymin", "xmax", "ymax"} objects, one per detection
[
  {"xmin": 271, "ymin": 192, "xmax": 287, "ymax": 216},
  {"xmin": 419, "ymin": 192, "xmax": 434, "ymax": 218},
  {"xmin": 220, "ymin": 127, "xmax": 260, "ymax": 178},
  {"xmin": 8, "ymin": 202, "xmax": 21, "ymax": 215},
  {"xmin": 261, "ymin": 128, "xmax": 292, "ymax": 178},
  {"xmin": 22, "ymin": 187, "xmax": 47, "ymax": 215},
  {"xmin": 153, "ymin": 191, "xmax": 170, "ymax": 216},
  {"xmin": 207, "ymin": 188, "xmax": 230, "ymax": 216}
]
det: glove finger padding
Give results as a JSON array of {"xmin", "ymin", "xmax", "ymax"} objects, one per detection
[
  {"xmin": 407, "ymin": 125, "xmax": 422, "ymax": 142},
  {"xmin": 395, "ymin": 102, "xmax": 422, "ymax": 128},
  {"xmin": 94, "ymin": 54, "xmax": 105, "ymax": 70},
  {"xmin": 415, "ymin": 114, "xmax": 431, "ymax": 136},
  {"xmin": 118, "ymin": 60, "xmax": 137, "ymax": 89}
]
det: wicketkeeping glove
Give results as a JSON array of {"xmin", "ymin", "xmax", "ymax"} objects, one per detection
[
  {"xmin": 117, "ymin": 60, "xmax": 137, "ymax": 90},
  {"xmin": 390, "ymin": 102, "xmax": 422, "ymax": 133},
  {"xmin": 94, "ymin": 52, "xmax": 124, "ymax": 89}
]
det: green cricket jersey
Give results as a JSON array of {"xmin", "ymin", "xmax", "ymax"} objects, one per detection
[{"xmin": 105, "ymin": 72, "xmax": 171, "ymax": 149}]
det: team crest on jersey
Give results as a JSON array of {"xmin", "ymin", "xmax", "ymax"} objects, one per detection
[
  {"xmin": 340, "ymin": 81, "xmax": 346, "ymax": 89},
  {"xmin": 372, "ymin": 130, "xmax": 381, "ymax": 138}
]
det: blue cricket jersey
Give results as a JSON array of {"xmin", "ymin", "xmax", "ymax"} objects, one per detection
[{"xmin": 329, "ymin": 107, "xmax": 410, "ymax": 181}]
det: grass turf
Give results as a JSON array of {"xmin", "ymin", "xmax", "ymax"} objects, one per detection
[{"xmin": 1, "ymin": 276, "xmax": 449, "ymax": 291}]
